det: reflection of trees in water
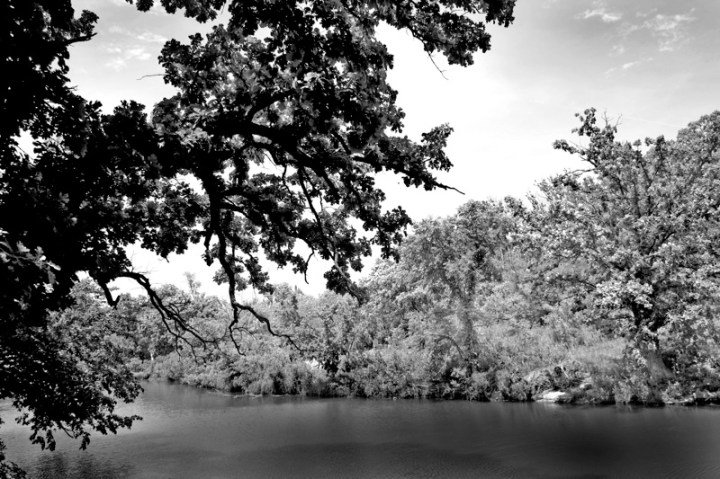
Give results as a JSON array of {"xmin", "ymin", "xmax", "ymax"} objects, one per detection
[{"xmin": 34, "ymin": 452, "xmax": 133, "ymax": 479}]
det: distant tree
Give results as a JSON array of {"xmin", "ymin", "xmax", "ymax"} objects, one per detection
[
  {"xmin": 486, "ymin": 197, "xmax": 598, "ymax": 330},
  {"xmin": 270, "ymin": 286, "xmax": 361, "ymax": 377},
  {"xmin": 538, "ymin": 108, "xmax": 720, "ymax": 372},
  {"xmin": 1, "ymin": 0, "xmax": 517, "ymax": 469},
  {"xmin": 366, "ymin": 200, "xmax": 516, "ymax": 357}
]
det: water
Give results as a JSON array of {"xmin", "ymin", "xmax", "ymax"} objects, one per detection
[{"xmin": 2, "ymin": 381, "xmax": 720, "ymax": 478}]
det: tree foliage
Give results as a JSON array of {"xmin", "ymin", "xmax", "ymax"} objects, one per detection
[
  {"xmin": 110, "ymin": 197, "xmax": 625, "ymax": 404},
  {"xmin": 150, "ymin": 0, "xmax": 515, "ymax": 309},
  {"xmin": 1, "ymin": 0, "xmax": 97, "ymax": 140},
  {"xmin": 365, "ymin": 200, "xmax": 516, "ymax": 363},
  {"xmin": 1, "ymin": 0, "xmax": 516, "ymax": 468},
  {"xmin": 541, "ymin": 109, "xmax": 720, "ymax": 369},
  {"xmin": 549, "ymin": 110, "xmax": 720, "ymax": 337},
  {"xmin": 27, "ymin": 124, "xmax": 720, "ymax": 420},
  {"xmin": 1, "ymin": 281, "xmax": 141, "ymax": 455}
]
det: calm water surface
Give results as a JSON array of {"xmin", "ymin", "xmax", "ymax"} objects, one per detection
[{"xmin": 2, "ymin": 381, "xmax": 720, "ymax": 478}]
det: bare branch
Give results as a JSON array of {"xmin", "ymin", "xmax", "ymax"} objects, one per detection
[
  {"xmin": 98, "ymin": 281, "xmax": 120, "ymax": 308},
  {"xmin": 116, "ymin": 271, "xmax": 213, "ymax": 353},
  {"xmin": 137, "ymin": 73, "xmax": 164, "ymax": 80}
]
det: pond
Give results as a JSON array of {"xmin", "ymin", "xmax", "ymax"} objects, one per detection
[{"xmin": 2, "ymin": 381, "xmax": 720, "ymax": 478}]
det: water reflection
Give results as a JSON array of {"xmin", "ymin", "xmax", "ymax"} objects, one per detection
[
  {"xmin": 33, "ymin": 453, "xmax": 134, "ymax": 479},
  {"xmin": 3, "ymin": 382, "xmax": 720, "ymax": 478}
]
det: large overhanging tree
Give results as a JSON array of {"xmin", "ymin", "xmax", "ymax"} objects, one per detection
[
  {"xmin": 535, "ymin": 108, "xmax": 720, "ymax": 375},
  {"xmin": 0, "ymin": 0, "xmax": 516, "ymax": 470}
]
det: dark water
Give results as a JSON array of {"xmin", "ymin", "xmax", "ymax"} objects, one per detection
[{"xmin": 2, "ymin": 382, "xmax": 720, "ymax": 478}]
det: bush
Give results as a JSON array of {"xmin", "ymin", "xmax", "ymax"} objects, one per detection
[{"xmin": 466, "ymin": 372, "xmax": 492, "ymax": 401}]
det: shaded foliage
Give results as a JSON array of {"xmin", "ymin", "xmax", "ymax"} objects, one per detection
[
  {"xmin": 1, "ymin": 281, "xmax": 141, "ymax": 456},
  {"xmin": 1, "ymin": 0, "xmax": 516, "ymax": 470}
]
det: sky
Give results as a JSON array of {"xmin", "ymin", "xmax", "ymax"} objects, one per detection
[{"xmin": 67, "ymin": 0, "xmax": 720, "ymax": 297}]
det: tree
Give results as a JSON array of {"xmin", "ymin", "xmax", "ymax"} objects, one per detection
[
  {"xmin": 0, "ymin": 0, "xmax": 97, "ymax": 141},
  {"xmin": 0, "ymin": 281, "xmax": 141, "ymax": 465},
  {"xmin": 151, "ymin": 0, "xmax": 516, "ymax": 315},
  {"xmin": 538, "ymin": 108, "xmax": 720, "ymax": 373},
  {"xmin": 365, "ymin": 200, "xmax": 516, "ymax": 360},
  {"xmin": 1, "ymin": 0, "xmax": 517, "ymax": 470},
  {"xmin": 485, "ymin": 196, "xmax": 598, "ymax": 330}
]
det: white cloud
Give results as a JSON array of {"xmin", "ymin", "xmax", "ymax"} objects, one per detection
[
  {"xmin": 105, "ymin": 44, "xmax": 153, "ymax": 71},
  {"xmin": 605, "ymin": 56, "xmax": 653, "ymax": 76},
  {"xmin": 620, "ymin": 58, "xmax": 648, "ymax": 70},
  {"xmin": 75, "ymin": 0, "xmax": 126, "ymax": 6},
  {"xmin": 619, "ymin": 10, "xmax": 695, "ymax": 52},
  {"xmin": 106, "ymin": 58, "xmax": 127, "ymax": 71},
  {"xmin": 108, "ymin": 25, "xmax": 168, "ymax": 44},
  {"xmin": 579, "ymin": 7, "xmax": 623, "ymax": 23},
  {"xmin": 643, "ymin": 12, "xmax": 695, "ymax": 51},
  {"xmin": 137, "ymin": 32, "xmax": 169, "ymax": 44},
  {"xmin": 103, "ymin": 0, "xmax": 164, "ymax": 13},
  {"xmin": 127, "ymin": 47, "xmax": 152, "ymax": 60},
  {"xmin": 108, "ymin": 25, "xmax": 130, "ymax": 35},
  {"xmin": 101, "ymin": 25, "xmax": 166, "ymax": 71}
]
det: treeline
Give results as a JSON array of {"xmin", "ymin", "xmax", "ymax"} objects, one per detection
[{"xmin": 56, "ymin": 110, "xmax": 720, "ymax": 405}]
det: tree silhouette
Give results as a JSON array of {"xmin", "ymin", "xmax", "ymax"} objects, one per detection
[{"xmin": 0, "ymin": 0, "xmax": 516, "ymax": 469}]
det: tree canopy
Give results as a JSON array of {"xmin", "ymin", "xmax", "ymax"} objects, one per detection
[
  {"xmin": 1, "ymin": 0, "xmax": 516, "ymax": 471},
  {"xmin": 538, "ymin": 108, "xmax": 720, "ymax": 371}
]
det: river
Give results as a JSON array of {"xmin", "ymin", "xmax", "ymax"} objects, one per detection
[{"xmin": 2, "ymin": 381, "xmax": 720, "ymax": 478}]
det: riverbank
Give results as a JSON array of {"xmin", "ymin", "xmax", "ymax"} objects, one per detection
[
  {"xmin": 118, "ymin": 284, "xmax": 720, "ymax": 410},
  {"xmin": 132, "ymin": 357, "xmax": 720, "ymax": 408}
]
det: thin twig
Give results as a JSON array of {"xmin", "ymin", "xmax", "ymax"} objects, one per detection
[{"xmin": 137, "ymin": 73, "xmax": 165, "ymax": 80}]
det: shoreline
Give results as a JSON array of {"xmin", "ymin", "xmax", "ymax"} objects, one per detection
[{"xmin": 139, "ymin": 377, "xmax": 720, "ymax": 408}]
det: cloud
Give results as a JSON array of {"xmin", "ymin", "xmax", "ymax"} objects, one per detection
[
  {"xmin": 108, "ymin": 25, "xmax": 168, "ymax": 44},
  {"xmin": 594, "ymin": 7, "xmax": 696, "ymax": 56},
  {"xmin": 101, "ymin": 25, "xmax": 166, "ymax": 71},
  {"xmin": 105, "ymin": 45, "xmax": 153, "ymax": 71},
  {"xmin": 641, "ymin": 12, "xmax": 695, "ymax": 51},
  {"xmin": 620, "ymin": 58, "xmax": 650, "ymax": 70},
  {"xmin": 619, "ymin": 10, "xmax": 696, "ymax": 52},
  {"xmin": 105, "ymin": 0, "xmax": 165, "ymax": 13},
  {"xmin": 137, "ymin": 32, "xmax": 169, "ymax": 44},
  {"xmin": 127, "ymin": 47, "xmax": 152, "ymax": 60},
  {"xmin": 611, "ymin": 44, "xmax": 625, "ymax": 56},
  {"xmin": 579, "ymin": 7, "xmax": 623, "ymax": 23},
  {"xmin": 605, "ymin": 56, "xmax": 653, "ymax": 76},
  {"xmin": 78, "ymin": 0, "xmax": 126, "ymax": 6}
]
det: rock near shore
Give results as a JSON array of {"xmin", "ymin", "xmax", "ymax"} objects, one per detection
[{"xmin": 536, "ymin": 390, "xmax": 573, "ymax": 403}]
